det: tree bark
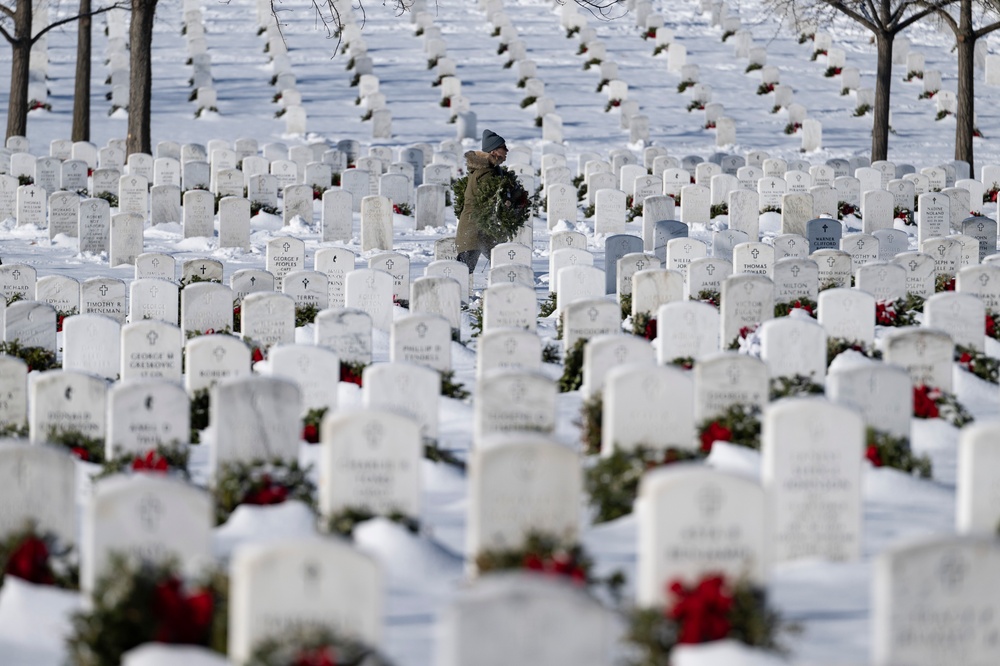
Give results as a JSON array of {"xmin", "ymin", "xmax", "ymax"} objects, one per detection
[
  {"xmin": 954, "ymin": 0, "xmax": 975, "ymax": 176},
  {"xmin": 871, "ymin": 30, "xmax": 894, "ymax": 162},
  {"xmin": 126, "ymin": 0, "xmax": 157, "ymax": 156},
  {"xmin": 5, "ymin": 0, "xmax": 33, "ymax": 140},
  {"xmin": 72, "ymin": 0, "xmax": 92, "ymax": 142},
  {"xmin": 955, "ymin": 35, "xmax": 975, "ymax": 175}
]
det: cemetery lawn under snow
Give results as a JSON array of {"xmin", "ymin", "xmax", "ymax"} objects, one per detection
[{"xmin": 1, "ymin": 0, "xmax": 1000, "ymax": 663}]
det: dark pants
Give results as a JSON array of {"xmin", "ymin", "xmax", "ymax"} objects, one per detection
[{"xmin": 457, "ymin": 249, "xmax": 482, "ymax": 273}]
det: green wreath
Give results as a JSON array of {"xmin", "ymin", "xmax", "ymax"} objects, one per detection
[{"xmin": 470, "ymin": 167, "xmax": 531, "ymax": 247}]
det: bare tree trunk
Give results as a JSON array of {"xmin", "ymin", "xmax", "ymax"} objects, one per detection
[
  {"xmin": 5, "ymin": 0, "xmax": 33, "ymax": 140},
  {"xmin": 955, "ymin": 35, "xmax": 975, "ymax": 175},
  {"xmin": 72, "ymin": 0, "xmax": 92, "ymax": 142},
  {"xmin": 871, "ymin": 31, "xmax": 894, "ymax": 162},
  {"xmin": 954, "ymin": 0, "xmax": 976, "ymax": 176},
  {"xmin": 126, "ymin": 0, "xmax": 157, "ymax": 156}
]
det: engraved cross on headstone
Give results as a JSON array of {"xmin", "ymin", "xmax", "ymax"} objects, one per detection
[{"xmin": 99, "ymin": 284, "xmax": 109, "ymax": 296}]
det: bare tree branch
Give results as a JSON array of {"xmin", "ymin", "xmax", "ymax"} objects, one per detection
[
  {"xmin": 896, "ymin": 2, "xmax": 957, "ymax": 32},
  {"xmin": 29, "ymin": 1, "xmax": 128, "ymax": 46},
  {"xmin": 921, "ymin": 2, "xmax": 960, "ymax": 31},
  {"xmin": 822, "ymin": 1, "xmax": 878, "ymax": 32},
  {"xmin": 0, "ymin": 3, "xmax": 15, "ymax": 20},
  {"xmin": 0, "ymin": 23, "xmax": 13, "ymax": 43},
  {"xmin": 973, "ymin": 18, "xmax": 1000, "ymax": 38}
]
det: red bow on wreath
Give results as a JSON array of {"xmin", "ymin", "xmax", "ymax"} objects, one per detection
[
  {"xmin": 667, "ymin": 575, "xmax": 733, "ymax": 644},
  {"xmin": 151, "ymin": 576, "xmax": 214, "ymax": 644},
  {"xmin": 132, "ymin": 450, "xmax": 169, "ymax": 473},
  {"xmin": 294, "ymin": 647, "xmax": 337, "ymax": 666},
  {"xmin": 5, "ymin": 535, "xmax": 55, "ymax": 585}
]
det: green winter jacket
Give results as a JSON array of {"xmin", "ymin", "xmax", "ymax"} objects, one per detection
[{"xmin": 456, "ymin": 150, "xmax": 503, "ymax": 254}]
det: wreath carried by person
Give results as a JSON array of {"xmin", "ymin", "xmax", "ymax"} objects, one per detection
[{"xmin": 457, "ymin": 167, "xmax": 531, "ymax": 249}]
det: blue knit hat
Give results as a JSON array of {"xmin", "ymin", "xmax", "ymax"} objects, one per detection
[{"xmin": 482, "ymin": 129, "xmax": 506, "ymax": 152}]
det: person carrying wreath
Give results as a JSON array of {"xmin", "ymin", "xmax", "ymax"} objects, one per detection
[{"xmin": 455, "ymin": 129, "xmax": 531, "ymax": 273}]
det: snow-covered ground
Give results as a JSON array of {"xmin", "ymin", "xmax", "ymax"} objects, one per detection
[{"xmin": 1, "ymin": 0, "xmax": 999, "ymax": 663}]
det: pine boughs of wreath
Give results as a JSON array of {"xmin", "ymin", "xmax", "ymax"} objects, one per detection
[
  {"xmin": 47, "ymin": 427, "xmax": 105, "ymax": 464},
  {"xmin": 470, "ymin": 167, "xmax": 531, "ymax": 247},
  {"xmin": 913, "ymin": 385, "xmax": 974, "ymax": 429},
  {"xmin": 294, "ymin": 304, "xmax": 320, "ymax": 327},
  {"xmin": 56, "ymin": 307, "xmax": 78, "ymax": 333},
  {"xmin": 0, "ymin": 521, "xmax": 78, "ymax": 590},
  {"xmin": 301, "ymin": 407, "xmax": 327, "ymax": 444},
  {"xmin": 900, "ymin": 292, "xmax": 926, "ymax": 314},
  {"xmin": 248, "ymin": 627, "xmax": 394, "ymax": 666},
  {"xmin": 451, "ymin": 175, "xmax": 468, "ymax": 212},
  {"xmin": 631, "ymin": 312, "xmax": 657, "ymax": 340},
  {"xmin": 185, "ymin": 327, "xmax": 234, "ymax": 341},
  {"xmin": 955, "ymin": 345, "xmax": 1000, "ymax": 384},
  {"xmin": 669, "ymin": 357, "xmax": 695, "ymax": 370},
  {"xmin": 98, "ymin": 443, "xmax": 191, "ymax": 480},
  {"xmin": 68, "ymin": 554, "xmax": 227, "ymax": 666},
  {"xmin": 769, "ymin": 375, "xmax": 824, "ymax": 401},
  {"xmin": 773, "ymin": 298, "xmax": 816, "ymax": 318},
  {"xmin": 826, "ymin": 337, "xmax": 882, "ymax": 367},
  {"xmin": 619, "ymin": 293, "xmax": 632, "ymax": 321},
  {"xmin": 696, "ymin": 289, "xmax": 720, "ymax": 307},
  {"xmin": 324, "ymin": 507, "xmax": 420, "ymax": 539},
  {"xmin": 696, "ymin": 404, "xmax": 762, "ymax": 453},
  {"xmin": 475, "ymin": 531, "xmax": 592, "ymax": 584},
  {"xmin": 865, "ymin": 428, "xmax": 932, "ymax": 478},
  {"xmin": 340, "ymin": 361, "xmax": 367, "ymax": 386},
  {"xmin": 624, "ymin": 576, "xmax": 786, "ymax": 664},
  {"xmin": 190, "ymin": 388, "xmax": 210, "ymax": 444},
  {"xmin": 0, "ymin": 421, "xmax": 28, "ymax": 438},
  {"xmin": 559, "ymin": 337, "xmax": 588, "ymax": 393},
  {"xmin": 468, "ymin": 301, "xmax": 484, "ymax": 338},
  {"xmin": 586, "ymin": 446, "xmax": 705, "ymax": 523},
  {"xmin": 423, "ymin": 440, "xmax": 467, "ymax": 470},
  {"xmin": 0, "ymin": 339, "xmax": 60, "ymax": 371},
  {"xmin": 935, "ymin": 273, "xmax": 956, "ymax": 293},
  {"xmin": 579, "ymin": 394, "xmax": 603, "ymax": 455},
  {"xmin": 439, "ymin": 370, "xmax": 470, "ymax": 399},
  {"xmin": 542, "ymin": 342, "xmax": 561, "ymax": 364},
  {"xmin": 875, "ymin": 298, "xmax": 918, "ymax": 327},
  {"xmin": 727, "ymin": 324, "xmax": 759, "ymax": 351},
  {"xmin": 213, "ymin": 458, "xmax": 317, "ymax": 525},
  {"xmin": 539, "ymin": 292, "xmax": 558, "ymax": 318}
]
